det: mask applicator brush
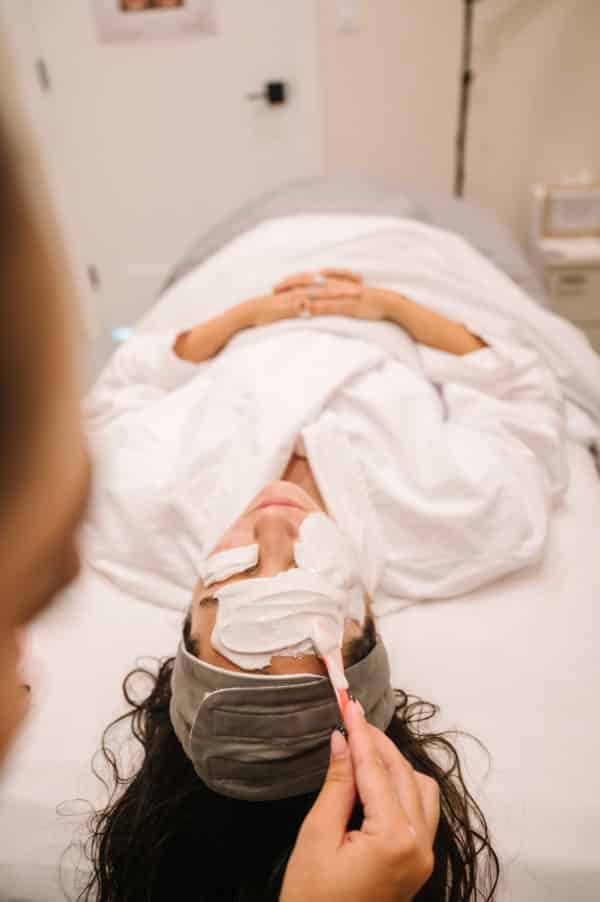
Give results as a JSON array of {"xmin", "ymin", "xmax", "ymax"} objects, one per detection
[{"xmin": 311, "ymin": 617, "xmax": 349, "ymax": 715}]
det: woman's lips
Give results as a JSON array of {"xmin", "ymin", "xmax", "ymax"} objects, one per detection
[{"xmin": 254, "ymin": 499, "xmax": 304, "ymax": 511}]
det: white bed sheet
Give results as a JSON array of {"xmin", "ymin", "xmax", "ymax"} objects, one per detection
[
  {"xmin": 0, "ymin": 441, "xmax": 598, "ymax": 901},
  {"xmin": 0, "ymin": 577, "xmax": 183, "ymax": 901},
  {"xmin": 379, "ymin": 438, "xmax": 600, "ymax": 901},
  {"xmin": 2, "ymin": 213, "xmax": 600, "ymax": 901}
]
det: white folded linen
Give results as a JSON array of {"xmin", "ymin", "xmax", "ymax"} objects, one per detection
[{"xmin": 83, "ymin": 215, "xmax": 600, "ymax": 615}]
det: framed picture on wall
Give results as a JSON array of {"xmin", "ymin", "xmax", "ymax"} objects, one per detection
[{"xmin": 91, "ymin": 0, "xmax": 217, "ymax": 43}]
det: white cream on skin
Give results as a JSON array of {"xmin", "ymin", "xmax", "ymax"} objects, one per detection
[
  {"xmin": 198, "ymin": 544, "xmax": 259, "ymax": 586},
  {"xmin": 200, "ymin": 513, "xmax": 366, "ymax": 671}
]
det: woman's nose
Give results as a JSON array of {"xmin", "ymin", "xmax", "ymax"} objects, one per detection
[{"xmin": 253, "ymin": 509, "xmax": 297, "ymax": 575}]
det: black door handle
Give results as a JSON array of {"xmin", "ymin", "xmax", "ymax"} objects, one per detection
[{"xmin": 246, "ymin": 81, "xmax": 287, "ymax": 105}]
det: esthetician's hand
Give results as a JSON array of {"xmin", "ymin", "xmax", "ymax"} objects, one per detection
[
  {"xmin": 273, "ymin": 269, "xmax": 390, "ymax": 322},
  {"xmin": 279, "ymin": 700, "xmax": 440, "ymax": 902}
]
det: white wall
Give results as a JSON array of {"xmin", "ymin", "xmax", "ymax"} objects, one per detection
[
  {"xmin": 317, "ymin": 0, "xmax": 462, "ymax": 195},
  {"xmin": 0, "ymin": 19, "xmax": 28, "ymax": 127},
  {"xmin": 318, "ymin": 0, "xmax": 600, "ymax": 247},
  {"xmin": 4, "ymin": 0, "xmax": 597, "ymax": 334},
  {"xmin": 0, "ymin": 14, "xmax": 96, "ymax": 339},
  {"xmin": 469, "ymin": 0, "xmax": 600, "ymax": 246},
  {"xmin": 0, "ymin": 0, "xmax": 323, "ymax": 357}
]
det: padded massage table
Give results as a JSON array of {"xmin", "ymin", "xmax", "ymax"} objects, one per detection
[{"xmin": 1, "ymin": 177, "xmax": 599, "ymax": 902}]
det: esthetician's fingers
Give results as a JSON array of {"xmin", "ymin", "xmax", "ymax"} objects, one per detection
[
  {"xmin": 415, "ymin": 772, "xmax": 441, "ymax": 842},
  {"xmin": 343, "ymin": 700, "xmax": 411, "ymax": 834},
  {"xmin": 297, "ymin": 729, "xmax": 357, "ymax": 849},
  {"xmin": 368, "ymin": 725, "xmax": 440, "ymax": 842}
]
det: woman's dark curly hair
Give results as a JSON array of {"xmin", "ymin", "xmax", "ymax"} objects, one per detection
[{"xmin": 76, "ymin": 616, "xmax": 499, "ymax": 901}]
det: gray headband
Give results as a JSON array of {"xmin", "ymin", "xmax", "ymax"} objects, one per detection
[{"xmin": 169, "ymin": 635, "xmax": 396, "ymax": 801}]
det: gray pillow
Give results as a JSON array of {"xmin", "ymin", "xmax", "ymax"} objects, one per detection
[{"xmin": 162, "ymin": 174, "xmax": 544, "ymax": 303}]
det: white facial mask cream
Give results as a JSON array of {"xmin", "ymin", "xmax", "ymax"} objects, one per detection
[
  {"xmin": 198, "ymin": 544, "xmax": 259, "ymax": 587},
  {"xmin": 208, "ymin": 513, "xmax": 365, "ymax": 671}
]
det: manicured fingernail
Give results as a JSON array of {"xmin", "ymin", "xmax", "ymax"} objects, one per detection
[
  {"xmin": 348, "ymin": 694, "xmax": 365, "ymax": 717},
  {"xmin": 330, "ymin": 728, "xmax": 348, "ymax": 759}
]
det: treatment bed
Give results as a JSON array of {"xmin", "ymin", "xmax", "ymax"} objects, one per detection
[{"xmin": 1, "ymin": 177, "xmax": 599, "ymax": 902}]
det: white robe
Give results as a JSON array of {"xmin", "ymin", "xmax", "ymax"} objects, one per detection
[{"xmin": 83, "ymin": 216, "xmax": 600, "ymax": 616}]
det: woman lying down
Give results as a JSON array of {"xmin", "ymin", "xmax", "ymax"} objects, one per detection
[{"xmin": 79, "ymin": 252, "xmax": 567, "ymax": 900}]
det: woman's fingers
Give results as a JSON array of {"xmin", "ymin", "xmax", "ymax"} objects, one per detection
[
  {"xmin": 307, "ymin": 282, "xmax": 362, "ymax": 299},
  {"xmin": 275, "ymin": 285, "xmax": 383, "ymax": 322},
  {"xmin": 310, "ymin": 299, "xmax": 357, "ymax": 318},
  {"xmin": 273, "ymin": 269, "xmax": 362, "ymax": 294},
  {"xmin": 320, "ymin": 268, "xmax": 363, "ymax": 284},
  {"xmin": 343, "ymin": 700, "xmax": 412, "ymax": 835},
  {"xmin": 273, "ymin": 272, "xmax": 320, "ymax": 293},
  {"xmin": 288, "ymin": 283, "xmax": 361, "ymax": 300},
  {"xmin": 308, "ymin": 297, "xmax": 383, "ymax": 321}
]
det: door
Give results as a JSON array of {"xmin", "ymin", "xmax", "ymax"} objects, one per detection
[{"xmin": 0, "ymin": 0, "xmax": 322, "ymax": 354}]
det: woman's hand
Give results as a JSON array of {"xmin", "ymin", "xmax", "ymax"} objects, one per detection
[
  {"xmin": 174, "ymin": 290, "xmax": 312, "ymax": 362},
  {"xmin": 176, "ymin": 265, "xmax": 486, "ymax": 363},
  {"xmin": 273, "ymin": 269, "xmax": 390, "ymax": 322},
  {"xmin": 279, "ymin": 699, "xmax": 440, "ymax": 902},
  {"xmin": 273, "ymin": 268, "xmax": 487, "ymax": 353},
  {"xmin": 241, "ymin": 290, "xmax": 312, "ymax": 328},
  {"xmin": 274, "ymin": 268, "xmax": 364, "ymax": 294}
]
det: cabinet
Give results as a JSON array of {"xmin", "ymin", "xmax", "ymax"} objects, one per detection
[
  {"xmin": 544, "ymin": 263, "xmax": 600, "ymax": 353},
  {"xmin": 530, "ymin": 230, "xmax": 600, "ymax": 354}
]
